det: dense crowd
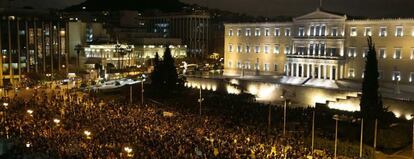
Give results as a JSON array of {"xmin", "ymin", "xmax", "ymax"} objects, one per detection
[{"xmin": 0, "ymin": 84, "xmax": 334, "ymax": 158}]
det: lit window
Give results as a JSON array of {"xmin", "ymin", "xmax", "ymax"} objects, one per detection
[
  {"xmin": 264, "ymin": 45, "xmax": 269, "ymax": 54},
  {"xmin": 228, "ymin": 29, "xmax": 233, "ymax": 36},
  {"xmin": 285, "ymin": 45, "xmax": 291, "ymax": 54},
  {"xmin": 264, "ymin": 63, "xmax": 269, "ymax": 71},
  {"xmin": 396, "ymin": 26, "xmax": 403, "ymax": 37},
  {"xmin": 348, "ymin": 68, "xmax": 355, "ymax": 78},
  {"xmin": 348, "ymin": 47, "xmax": 356, "ymax": 57},
  {"xmin": 237, "ymin": 44, "xmax": 242, "ymax": 53},
  {"xmin": 362, "ymin": 48, "xmax": 368, "ymax": 58},
  {"xmin": 228, "ymin": 44, "xmax": 233, "ymax": 52},
  {"xmin": 392, "ymin": 71, "xmax": 401, "ymax": 81},
  {"xmin": 285, "ymin": 28, "xmax": 291, "ymax": 36},
  {"xmin": 331, "ymin": 27, "xmax": 338, "ymax": 36},
  {"xmin": 228, "ymin": 61, "xmax": 232, "ymax": 68},
  {"xmin": 393, "ymin": 48, "xmax": 402, "ymax": 59},
  {"xmin": 246, "ymin": 28, "xmax": 251, "ymax": 36},
  {"xmin": 379, "ymin": 27, "xmax": 387, "ymax": 37},
  {"xmin": 255, "ymin": 46, "xmax": 260, "ymax": 53},
  {"xmin": 364, "ymin": 27, "xmax": 372, "ymax": 36},
  {"xmin": 411, "ymin": 48, "xmax": 414, "ymax": 60},
  {"xmin": 245, "ymin": 61, "xmax": 251, "ymax": 69},
  {"xmin": 321, "ymin": 25, "xmax": 326, "ymax": 36},
  {"xmin": 274, "ymin": 44, "xmax": 280, "ymax": 54},
  {"xmin": 246, "ymin": 45, "xmax": 250, "ymax": 53},
  {"xmin": 255, "ymin": 28, "xmax": 261, "ymax": 36},
  {"xmin": 379, "ymin": 48, "xmax": 386, "ymax": 59},
  {"xmin": 350, "ymin": 27, "xmax": 357, "ymax": 36},
  {"xmin": 410, "ymin": 72, "xmax": 414, "ymax": 83},
  {"xmin": 298, "ymin": 27, "xmax": 305, "ymax": 36},
  {"xmin": 274, "ymin": 28, "xmax": 280, "ymax": 36},
  {"xmin": 237, "ymin": 29, "xmax": 241, "ymax": 36},
  {"xmin": 265, "ymin": 28, "xmax": 270, "ymax": 36},
  {"xmin": 255, "ymin": 63, "xmax": 260, "ymax": 70}
]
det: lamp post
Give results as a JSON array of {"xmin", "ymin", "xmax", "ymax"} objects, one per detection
[
  {"xmin": 373, "ymin": 118, "xmax": 378, "ymax": 153},
  {"xmin": 333, "ymin": 114, "xmax": 339, "ymax": 159},
  {"xmin": 198, "ymin": 86, "xmax": 203, "ymax": 116},
  {"xmin": 359, "ymin": 118, "xmax": 364, "ymax": 158},
  {"xmin": 311, "ymin": 109, "xmax": 315, "ymax": 154},
  {"xmin": 141, "ymin": 79, "xmax": 144, "ymax": 106},
  {"xmin": 282, "ymin": 96, "xmax": 287, "ymax": 136}
]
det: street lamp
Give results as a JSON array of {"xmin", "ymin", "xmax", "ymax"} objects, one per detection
[
  {"xmin": 281, "ymin": 95, "xmax": 287, "ymax": 136},
  {"xmin": 27, "ymin": 109, "xmax": 33, "ymax": 116},
  {"xmin": 53, "ymin": 118, "xmax": 60, "ymax": 124},
  {"xmin": 198, "ymin": 86, "xmax": 204, "ymax": 116},
  {"xmin": 124, "ymin": 146, "xmax": 133, "ymax": 157},
  {"xmin": 333, "ymin": 114, "xmax": 339, "ymax": 159},
  {"xmin": 359, "ymin": 118, "xmax": 364, "ymax": 158},
  {"xmin": 84, "ymin": 130, "xmax": 91, "ymax": 139},
  {"xmin": 311, "ymin": 108, "xmax": 315, "ymax": 154}
]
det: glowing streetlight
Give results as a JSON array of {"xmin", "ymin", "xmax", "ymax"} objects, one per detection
[
  {"xmin": 27, "ymin": 109, "xmax": 33, "ymax": 115},
  {"xmin": 3, "ymin": 103, "xmax": 8, "ymax": 107},
  {"xmin": 25, "ymin": 142, "xmax": 31, "ymax": 148},
  {"xmin": 124, "ymin": 146, "xmax": 133, "ymax": 157},
  {"xmin": 333, "ymin": 114, "xmax": 339, "ymax": 159}
]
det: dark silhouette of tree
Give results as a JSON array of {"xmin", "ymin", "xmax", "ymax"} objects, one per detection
[
  {"xmin": 150, "ymin": 52, "xmax": 162, "ymax": 88},
  {"xmin": 360, "ymin": 37, "xmax": 383, "ymax": 144},
  {"xmin": 161, "ymin": 46, "xmax": 178, "ymax": 90}
]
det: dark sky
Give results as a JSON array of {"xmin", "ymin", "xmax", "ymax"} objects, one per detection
[{"xmin": 5, "ymin": 0, "xmax": 414, "ymax": 18}]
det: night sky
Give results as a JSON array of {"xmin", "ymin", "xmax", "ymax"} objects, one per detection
[{"xmin": 4, "ymin": 0, "xmax": 414, "ymax": 18}]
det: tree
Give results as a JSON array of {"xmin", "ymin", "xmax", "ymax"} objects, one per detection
[
  {"xmin": 150, "ymin": 52, "xmax": 162, "ymax": 87},
  {"xmin": 161, "ymin": 46, "xmax": 178, "ymax": 90},
  {"xmin": 360, "ymin": 37, "xmax": 383, "ymax": 143}
]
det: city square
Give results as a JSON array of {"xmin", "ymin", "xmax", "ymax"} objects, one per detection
[{"xmin": 0, "ymin": 0, "xmax": 414, "ymax": 158}]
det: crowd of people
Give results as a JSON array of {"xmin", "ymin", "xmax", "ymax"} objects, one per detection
[{"xmin": 0, "ymin": 84, "xmax": 335, "ymax": 158}]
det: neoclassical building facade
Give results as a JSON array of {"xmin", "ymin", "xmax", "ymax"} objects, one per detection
[{"xmin": 224, "ymin": 9, "xmax": 414, "ymax": 84}]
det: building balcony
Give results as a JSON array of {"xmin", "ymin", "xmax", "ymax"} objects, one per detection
[
  {"xmin": 293, "ymin": 36, "xmax": 345, "ymax": 40},
  {"xmin": 286, "ymin": 54, "xmax": 345, "ymax": 60}
]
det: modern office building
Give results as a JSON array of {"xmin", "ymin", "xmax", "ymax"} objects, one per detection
[
  {"xmin": 0, "ymin": 8, "xmax": 69, "ymax": 88},
  {"xmin": 224, "ymin": 8, "xmax": 414, "ymax": 85}
]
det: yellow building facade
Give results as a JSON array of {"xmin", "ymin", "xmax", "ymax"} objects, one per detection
[{"xmin": 224, "ymin": 9, "xmax": 414, "ymax": 84}]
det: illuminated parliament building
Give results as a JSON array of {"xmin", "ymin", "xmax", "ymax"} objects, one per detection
[{"xmin": 224, "ymin": 8, "xmax": 414, "ymax": 85}]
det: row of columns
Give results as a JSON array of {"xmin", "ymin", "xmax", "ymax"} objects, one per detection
[{"xmin": 286, "ymin": 63, "xmax": 339, "ymax": 80}]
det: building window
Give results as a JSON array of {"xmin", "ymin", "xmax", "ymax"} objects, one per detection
[
  {"xmin": 237, "ymin": 61, "xmax": 241, "ymax": 68},
  {"xmin": 394, "ymin": 48, "xmax": 402, "ymax": 59},
  {"xmin": 246, "ymin": 45, "xmax": 250, "ymax": 53},
  {"xmin": 264, "ymin": 63, "xmax": 269, "ymax": 71},
  {"xmin": 298, "ymin": 27, "xmax": 305, "ymax": 36},
  {"xmin": 331, "ymin": 27, "xmax": 338, "ymax": 36},
  {"xmin": 229, "ymin": 44, "xmax": 233, "ymax": 52},
  {"xmin": 392, "ymin": 71, "xmax": 401, "ymax": 81},
  {"xmin": 274, "ymin": 28, "xmax": 280, "ymax": 36},
  {"xmin": 264, "ymin": 45, "xmax": 269, "ymax": 54},
  {"xmin": 274, "ymin": 64, "xmax": 278, "ymax": 71},
  {"xmin": 348, "ymin": 68, "xmax": 355, "ymax": 78},
  {"xmin": 348, "ymin": 47, "xmax": 356, "ymax": 57},
  {"xmin": 229, "ymin": 29, "xmax": 233, "ymax": 36},
  {"xmin": 246, "ymin": 28, "xmax": 251, "ymax": 36},
  {"xmin": 396, "ymin": 26, "xmax": 403, "ymax": 37},
  {"xmin": 364, "ymin": 27, "xmax": 372, "ymax": 36},
  {"xmin": 285, "ymin": 45, "xmax": 291, "ymax": 54},
  {"xmin": 237, "ymin": 29, "xmax": 241, "ymax": 36},
  {"xmin": 379, "ymin": 48, "xmax": 386, "ymax": 59},
  {"xmin": 362, "ymin": 48, "xmax": 368, "ymax": 58},
  {"xmin": 411, "ymin": 48, "xmax": 414, "ymax": 60},
  {"xmin": 321, "ymin": 25, "xmax": 326, "ymax": 36},
  {"xmin": 237, "ymin": 44, "xmax": 242, "ymax": 53},
  {"xmin": 310, "ymin": 26, "xmax": 315, "ymax": 36},
  {"xmin": 265, "ymin": 28, "xmax": 270, "ymax": 36},
  {"xmin": 285, "ymin": 28, "xmax": 291, "ymax": 36},
  {"xmin": 379, "ymin": 27, "xmax": 387, "ymax": 37},
  {"xmin": 228, "ymin": 61, "xmax": 232, "ymax": 68},
  {"xmin": 410, "ymin": 72, "xmax": 414, "ymax": 83},
  {"xmin": 255, "ymin": 28, "xmax": 261, "ymax": 36},
  {"xmin": 255, "ymin": 63, "xmax": 260, "ymax": 70},
  {"xmin": 350, "ymin": 27, "xmax": 357, "ymax": 36},
  {"xmin": 245, "ymin": 61, "xmax": 251, "ymax": 69},
  {"xmin": 255, "ymin": 46, "xmax": 260, "ymax": 53},
  {"xmin": 274, "ymin": 44, "xmax": 280, "ymax": 54}
]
